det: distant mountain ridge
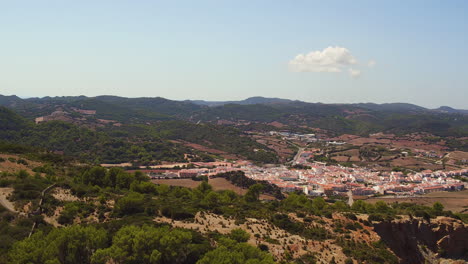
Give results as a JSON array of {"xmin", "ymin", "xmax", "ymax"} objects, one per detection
[
  {"xmin": 1, "ymin": 94, "xmax": 466, "ymax": 113},
  {"xmin": 1, "ymin": 94, "xmax": 468, "ymax": 138},
  {"xmin": 189, "ymin": 96, "xmax": 298, "ymax": 106},
  {"xmin": 433, "ymin": 106, "xmax": 468, "ymax": 114},
  {"xmin": 351, "ymin": 102, "xmax": 428, "ymax": 112},
  {"xmin": 189, "ymin": 96, "xmax": 468, "ymax": 113}
]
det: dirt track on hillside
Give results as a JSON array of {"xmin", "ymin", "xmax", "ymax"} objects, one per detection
[{"xmin": 0, "ymin": 187, "xmax": 16, "ymax": 212}]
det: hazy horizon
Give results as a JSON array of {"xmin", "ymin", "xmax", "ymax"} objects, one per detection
[
  {"xmin": 1, "ymin": 1, "xmax": 467, "ymax": 109},
  {"xmin": 0, "ymin": 93, "xmax": 463, "ymax": 110}
]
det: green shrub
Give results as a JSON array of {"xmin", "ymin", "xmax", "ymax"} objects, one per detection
[{"xmin": 16, "ymin": 159, "xmax": 28, "ymax": 165}]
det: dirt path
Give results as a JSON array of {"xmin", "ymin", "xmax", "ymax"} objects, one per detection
[
  {"xmin": 0, "ymin": 187, "xmax": 16, "ymax": 212},
  {"xmin": 28, "ymin": 183, "xmax": 56, "ymax": 237}
]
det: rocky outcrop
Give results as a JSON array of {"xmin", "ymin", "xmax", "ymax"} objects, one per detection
[{"xmin": 373, "ymin": 217, "xmax": 468, "ymax": 263}]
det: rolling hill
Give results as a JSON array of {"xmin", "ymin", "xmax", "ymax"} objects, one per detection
[{"xmin": 1, "ymin": 94, "xmax": 468, "ymax": 158}]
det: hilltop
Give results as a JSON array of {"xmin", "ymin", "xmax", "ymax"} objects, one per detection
[{"xmin": 1, "ymin": 95, "xmax": 467, "ymax": 138}]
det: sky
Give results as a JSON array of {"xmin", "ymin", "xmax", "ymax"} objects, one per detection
[{"xmin": 0, "ymin": 0, "xmax": 467, "ymax": 108}]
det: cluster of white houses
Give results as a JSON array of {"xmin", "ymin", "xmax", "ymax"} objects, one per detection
[{"xmin": 142, "ymin": 160, "xmax": 467, "ymax": 197}]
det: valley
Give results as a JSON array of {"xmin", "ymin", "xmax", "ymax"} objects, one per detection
[{"xmin": 0, "ymin": 95, "xmax": 467, "ymax": 264}]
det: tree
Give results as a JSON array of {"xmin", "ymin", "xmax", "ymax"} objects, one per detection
[
  {"xmin": 374, "ymin": 201, "xmax": 391, "ymax": 214},
  {"xmin": 432, "ymin": 202, "xmax": 444, "ymax": 213},
  {"xmin": 333, "ymin": 201, "xmax": 348, "ymax": 211},
  {"xmin": 351, "ymin": 200, "xmax": 367, "ymax": 213},
  {"xmin": 91, "ymin": 225, "xmax": 201, "ymax": 264},
  {"xmin": 312, "ymin": 197, "xmax": 327, "ymax": 211},
  {"xmin": 281, "ymin": 193, "xmax": 312, "ymax": 211},
  {"xmin": 104, "ymin": 167, "xmax": 122, "ymax": 187},
  {"xmin": 197, "ymin": 181, "xmax": 213, "ymax": 194},
  {"xmin": 134, "ymin": 171, "xmax": 148, "ymax": 182},
  {"xmin": 131, "ymin": 181, "xmax": 158, "ymax": 194},
  {"xmin": 115, "ymin": 171, "xmax": 136, "ymax": 189},
  {"xmin": 9, "ymin": 226, "xmax": 107, "ymax": 264},
  {"xmin": 17, "ymin": 170, "xmax": 29, "ymax": 180},
  {"xmin": 244, "ymin": 184, "xmax": 264, "ymax": 202},
  {"xmin": 156, "ymin": 184, "xmax": 170, "ymax": 196},
  {"xmin": 229, "ymin": 228, "xmax": 250, "ymax": 243},
  {"xmin": 203, "ymin": 191, "xmax": 221, "ymax": 208},
  {"xmin": 196, "ymin": 242, "xmax": 274, "ymax": 264},
  {"xmin": 82, "ymin": 166, "xmax": 107, "ymax": 187},
  {"xmin": 114, "ymin": 192, "xmax": 146, "ymax": 216}
]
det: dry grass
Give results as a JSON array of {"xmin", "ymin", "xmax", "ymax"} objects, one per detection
[
  {"xmin": 390, "ymin": 157, "xmax": 442, "ymax": 170},
  {"xmin": 51, "ymin": 187, "xmax": 80, "ymax": 202},
  {"xmin": 171, "ymin": 140, "xmax": 239, "ymax": 160},
  {"xmin": 448, "ymin": 151, "xmax": 468, "ymax": 160},
  {"xmin": 331, "ymin": 156, "xmax": 350, "ymax": 162},
  {"xmin": 151, "ymin": 178, "xmax": 201, "ymax": 188},
  {"xmin": 151, "ymin": 178, "xmax": 276, "ymax": 200},
  {"xmin": 43, "ymin": 206, "xmax": 63, "ymax": 227},
  {"xmin": 0, "ymin": 154, "xmax": 42, "ymax": 174},
  {"xmin": 154, "ymin": 212, "xmax": 359, "ymax": 263},
  {"xmin": 209, "ymin": 178, "xmax": 275, "ymax": 200},
  {"xmin": 366, "ymin": 190, "xmax": 468, "ymax": 213}
]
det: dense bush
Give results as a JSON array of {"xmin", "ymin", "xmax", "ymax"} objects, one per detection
[
  {"xmin": 337, "ymin": 239, "xmax": 398, "ymax": 264},
  {"xmin": 213, "ymin": 171, "xmax": 284, "ymax": 199},
  {"xmin": 58, "ymin": 202, "xmax": 95, "ymax": 225},
  {"xmin": 114, "ymin": 192, "xmax": 148, "ymax": 216},
  {"xmin": 9, "ymin": 225, "xmax": 107, "ymax": 264}
]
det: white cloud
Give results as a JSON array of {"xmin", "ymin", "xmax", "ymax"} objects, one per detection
[
  {"xmin": 368, "ymin": 59, "xmax": 376, "ymax": 67},
  {"xmin": 349, "ymin": 68, "xmax": 361, "ymax": 78},
  {"xmin": 288, "ymin": 46, "xmax": 357, "ymax": 73}
]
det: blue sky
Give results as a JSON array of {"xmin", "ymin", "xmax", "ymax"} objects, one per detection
[{"xmin": 1, "ymin": 0, "xmax": 467, "ymax": 108}]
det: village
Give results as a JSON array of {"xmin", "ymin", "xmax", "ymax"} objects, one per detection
[
  {"xmin": 114, "ymin": 130, "xmax": 467, "ymax": 199},
  {"xmin": 126, "ymin": 158, "xmax": 467, "ymax": 198}
]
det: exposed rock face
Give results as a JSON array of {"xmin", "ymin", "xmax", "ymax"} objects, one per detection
[{"xmin": 373, "ymin": 217, "xmax": 468, "ymax": 263}]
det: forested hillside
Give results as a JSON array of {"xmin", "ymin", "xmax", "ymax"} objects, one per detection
[
  {"xmin": 2, "ymin": 95, "xmax": 467, "ymax": 138},
  {"xmin": 1, "ymin": 94, "xmax": 468, "ymax": 165},
  {"xmin": 0, "ymin": 106, "xmax": 277, "ymax": 164}
]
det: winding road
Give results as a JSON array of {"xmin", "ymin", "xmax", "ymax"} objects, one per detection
[{"xmin": 292, "ymin": 147, "xmax": 305, "ymax": 165}]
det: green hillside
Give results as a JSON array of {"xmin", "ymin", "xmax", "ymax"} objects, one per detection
[{"xmin": 0, "ymin": 106, "xmax": 277, "ymax": 164}]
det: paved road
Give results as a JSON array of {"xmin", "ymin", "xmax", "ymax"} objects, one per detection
[
  {"xmin": 347, "ymin": 190, "xmax": 354, "ymax": 206},
  {"xmin": 292, "ymin": 147, "xmax": 305, "ymax": 165}
]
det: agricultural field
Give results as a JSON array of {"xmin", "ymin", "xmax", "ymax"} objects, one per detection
[
  {"xmin": 251, "ymin": 133, "xmax": 297, "ymax": 163},
  {"xmin": 365, "ymin": 190, "xmax": 468, "ymax": 213}
]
